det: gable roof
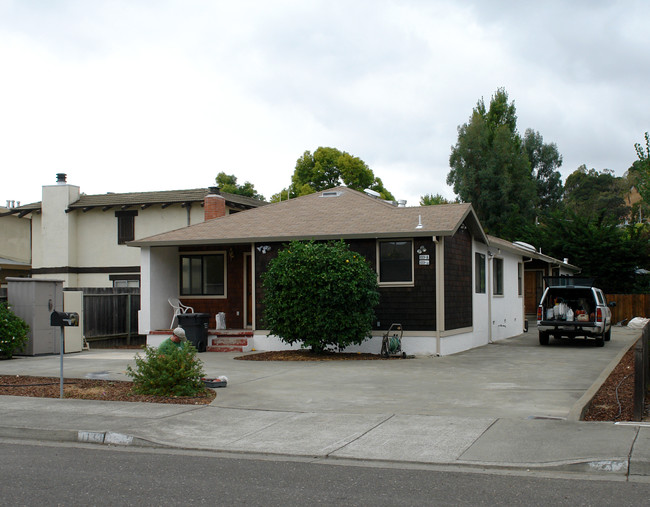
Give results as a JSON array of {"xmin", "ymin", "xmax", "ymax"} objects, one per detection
[
  {"xmin": 0, "ymin": 188, "xmax": 266, "ymax": 217},
  {"xmin": 487, "ymin": 235, "xmax": 580, "ymax": 272},
  {"xmin": 130, "ymin": 187, "xmax": 488, "ymax": 247}
]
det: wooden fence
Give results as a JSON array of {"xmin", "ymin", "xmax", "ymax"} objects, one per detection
[
  {"xmin": 66, "ymin": 287, "xmax": 141, "ymax": 344},
  {"xmin": 606, "ymin": 294, "xmax": 650, "ymax": 324}
]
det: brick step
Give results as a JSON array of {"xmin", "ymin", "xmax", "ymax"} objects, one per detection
[{"xmin": 206, "ymin": 334, "xmax": 251, "ymax": 353}]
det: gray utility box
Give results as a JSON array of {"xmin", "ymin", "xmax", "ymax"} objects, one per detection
[{"xmin": 7, "ymin": 278, "xmax": 63, "ymax": 355}]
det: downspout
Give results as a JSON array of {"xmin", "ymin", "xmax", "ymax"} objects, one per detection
[
  {"xmin": 435, "ymin": 237, "xmax": 444, "ymax": 356},
  {"xmin": 487, "ymin": 251, "xmax": 493, "ymax": 344},
  {"xmin": 251, "ymin": 243, "xmax": 256, "ymax": 331}
]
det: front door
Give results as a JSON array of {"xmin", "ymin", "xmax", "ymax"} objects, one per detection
[{"xmin": 524, "ymin": 270, "xmax": 543, "ymax": 315}]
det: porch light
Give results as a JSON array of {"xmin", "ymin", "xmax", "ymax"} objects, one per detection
[{"xmin": 257, "ymin": 245, "xmax": 271, "ymax": 254}]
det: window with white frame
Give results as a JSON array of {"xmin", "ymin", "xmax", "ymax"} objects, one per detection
[
  {"xmin": 518, "ymin": 262, "xmax": 523, "ymax": 296},
  {"xmin": 493, "ymin": 258, "xmax": 504, "ymax": 296},
  {"xmin": 475, "ymin": 252, "xmax": 486, "ymax": 293},
  {"xmin": 180, "ymin": 253, "xmax": 226, "ymax": 296},
  {"xmin": 378, "ymin": 240, "xmax": 413, "ymax": 284}
]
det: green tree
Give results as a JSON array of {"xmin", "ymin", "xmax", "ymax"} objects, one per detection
[
  {"xmin": 262, "ymin": 240, "xmax": 380, "ymax": 354},
  {"xmin": 527, "ymin": 211, "xmax": 649, "ymax": 293},
  {"xmin": 631, "ymin": 132, "xmax": 650, "ymax": 203},
  {"xmin": 563, "ymin": 165, "xmax": 628, "ymax": 221},
  {"xmin": 447, "ymin": 88, "xmax": 537, "ymax": 239},
  {"xmin": 523, "ymin": 129, "xmax": 563, "ymax": 212},
  {"xmin": 272, "ymin": 147, "xmax": 394, "ymax": 202},
  {"xmin": 420, "ymin": 193, "xmax": 451, "ymax": 205},
  {"xmin": 215, "ymin": 172, "xmax": 265, "ymax": 200}
]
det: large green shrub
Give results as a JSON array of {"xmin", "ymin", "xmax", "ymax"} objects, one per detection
[
  {"xmin": 262, "ymin": 240, "xmax": 380, "ymax": 353},
  {"xmin": 125, "ymin": 342, "xmax": 207, "ymax": 397},
  {"xmin": 0, "ymin": 302, "xmax": 29, "ymax": 359}
]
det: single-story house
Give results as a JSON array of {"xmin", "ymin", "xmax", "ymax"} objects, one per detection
[
  {"xmin": 0, "ymin": 173, "xmax": 266, "ymax": 289},
  {"xmin": 131, "ymin": 187, "xmax": 578, "ymax": 356}
]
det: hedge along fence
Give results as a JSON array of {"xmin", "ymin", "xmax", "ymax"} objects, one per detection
[{"xmin": 606, "ymin": 294, "xmax": 650, "ymax": 324}]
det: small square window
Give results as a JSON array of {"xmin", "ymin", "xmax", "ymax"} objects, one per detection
[
  {"xmin": 378, "ymin": 240, "xmax": 413, "ymax": 284},
  {"xmin": 180, "ymin": 253, "xmax": 226, "ymax": 296}
]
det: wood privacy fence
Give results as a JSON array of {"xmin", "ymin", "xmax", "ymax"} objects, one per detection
[
  {"xmin": 66, "ymin": 287, "xmax": 140, "ymax": 343},
  {"xmin": 606, "ymin": 294, "xmax": 650, "ymax": 324}
]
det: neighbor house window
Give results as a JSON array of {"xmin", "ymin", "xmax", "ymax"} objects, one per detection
[
  {"xmin": 493, "ymin": 258, "xmax": 504, "ymax": 296},
  {"xmin": 180, "ymin": 253, "xmax": 226, "ymax": 296},
  {"xmin": 518, "ymin": 262, "xmax": 523, "ymax": 296},
  {"xmin": 115, "ymin": 210, "xmax": 137, "ymax": 245},
  {"xmin": 378, "ymin": 240, "xmax": 413, "ymax": 284},
  {"xmin": 475, "ymin": 252, "xmax": 486, "ymax": 293}
]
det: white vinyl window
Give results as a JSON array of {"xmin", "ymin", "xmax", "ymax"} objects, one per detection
[{"xmin": 378, "ymin": 240, "xmax": 413, "ymax": 285}]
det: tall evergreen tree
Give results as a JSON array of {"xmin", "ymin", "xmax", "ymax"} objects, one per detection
[{"xmin": 447, "ymin": 88, "xmax": 536, "ymax": 239}]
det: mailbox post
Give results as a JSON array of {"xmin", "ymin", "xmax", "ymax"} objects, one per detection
[{"xmin": 50, "ymin": 311, "xmax": 80, "ymax": 399}]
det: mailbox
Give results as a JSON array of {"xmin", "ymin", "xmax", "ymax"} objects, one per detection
[{"xmin": 50, "ymin": 311, "xmax": 80, "ymax": 327}]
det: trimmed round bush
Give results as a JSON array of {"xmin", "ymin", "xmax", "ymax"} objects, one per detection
[{"xmin": 262, "ymin": 240, "xmax": 379, "ymax": 353}]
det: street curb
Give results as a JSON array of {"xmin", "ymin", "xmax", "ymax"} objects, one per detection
[
  {"xmin": 567, "ymin": 339, "xmax": 637, "ymax": 421},
  {"xmin": 0, "ymin": 426, "xmax": 635, "ymax": 477},
  {"xmin": 0, "ymin": 426, "xmax": 160, "ymax": 448}
]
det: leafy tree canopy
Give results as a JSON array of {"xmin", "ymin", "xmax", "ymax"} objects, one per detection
[
  {"xmin": 420, "ymin": 193, "xmax": 452, "ymax": 206},
  {"xmin": 563, "ymin": 165, "xmax": 628, "ymax": 222},
  {"xmin": 271, "ymin": 147, "xmax": 394, "ymax": 202},
  {"xmin": 261, "ymin": 240, "xmax": 379, "ymax": 353},
  {"xmin": 523, "ymin": 129, "xmax": 564, "ymax": 212},
  {"xmin": 523, "ymin": 211, "xmax": 650, "ymax": 293},
  {"xmin": 215, "ymin": 172, "xmax": 265, "ymax": 201},
  {"xmin": 447, "ymin": 88, "xmax": 537, "ymax": 239},
  {"xmin": 630, "ymin": 132, "xmax": 650, "ymax": 204}
]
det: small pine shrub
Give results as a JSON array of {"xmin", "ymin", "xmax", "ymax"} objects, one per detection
[
  {"xmin": 0, "ymin": 302, "xmax": 29, "ymax": 359},
  {"xmin": 126, "ymin": 342, "xmax": 207, "ymax": 397}
]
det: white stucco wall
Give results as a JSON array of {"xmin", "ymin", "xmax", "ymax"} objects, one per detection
[
  {"xmin": 138, "ymin": 246, "xmax": 180, "ymax": 334},
  {"xmin": 0, "ymin": 209, "xmax": 31, "ymax": 263}
]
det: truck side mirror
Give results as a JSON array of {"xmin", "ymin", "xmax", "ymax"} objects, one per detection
[{"xmin": 608, "ymin": 301, "xmax": 616, "ymax": 307}]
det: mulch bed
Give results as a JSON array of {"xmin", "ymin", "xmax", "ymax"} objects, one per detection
[
  {"xmin": 583, "ymin": 347, "xmax": 636, "ymax": 421},
  {"xmin": 234, "ymin": 349, "xmax": 404, "ymax": 361},
  {"xmin": 0, "ymin": 375, "xmax": 215, "ymax": 405}
]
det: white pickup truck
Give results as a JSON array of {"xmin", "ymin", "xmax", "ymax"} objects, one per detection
[{"xmin": 536, "ymin": 277, "xmax": 615, "ymax": 347}]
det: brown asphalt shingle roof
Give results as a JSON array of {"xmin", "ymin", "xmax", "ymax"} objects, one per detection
[{"xmin": 130, "ymin": 187, "xmax": 488, "ymax": 246}]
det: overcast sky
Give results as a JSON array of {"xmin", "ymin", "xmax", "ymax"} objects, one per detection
[{"xmin": 1, "ymin": 0, "xmax": 648, "ymax": 208}]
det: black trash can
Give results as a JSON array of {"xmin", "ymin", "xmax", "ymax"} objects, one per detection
[{"xmin": 177, "ymin": 313, "xmax": 209, "ymax": 352}]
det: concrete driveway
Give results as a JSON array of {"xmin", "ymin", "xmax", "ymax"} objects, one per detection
[{"xmin": 0, "ymin": 326, "xmax": 640, "ymax": 420}]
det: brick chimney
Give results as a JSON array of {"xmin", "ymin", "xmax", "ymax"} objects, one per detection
[{"xmin": 204, "ymin": 187, "xmax": 226, "ymax": 220}]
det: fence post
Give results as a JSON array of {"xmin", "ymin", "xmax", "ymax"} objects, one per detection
[
  {"xmin": 634, "ymin": 324, "xmax": 649, "ymax": 421},
  {"xmin": 126, "ymin": 293, "xmax": 131, "ymax": 346}
]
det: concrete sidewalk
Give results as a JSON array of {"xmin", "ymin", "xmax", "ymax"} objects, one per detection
[{"xmin": 1, "ymin": 328, "xmax": 649, "ymax": 478}]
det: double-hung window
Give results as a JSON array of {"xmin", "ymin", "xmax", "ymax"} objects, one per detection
[
  {"xmin": 378, "ymin": 240, "xmax": 413, "ymax": 285},
  {"xmin": 475, "ymin": 252, "xmax": 486, "ymax": 293},
  {"xmin": 180, "ymin": 253, "xmax": 226, "ymax": 296},
  {"xmin": 493, "ymin": 258, "xmax": 504, "ymax": 296}
]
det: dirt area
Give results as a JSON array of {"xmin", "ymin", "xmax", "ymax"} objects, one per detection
[
  {"xmin": 0, "ymin": 375, "xmax": 215, "ymax": 405},
  {"xmin": 0, "ymin": 348, "xmax": 647, "ymax": 419},
  {"xmin": 583, "ymin": 347, "xmax": 644, "ymax": 422},
  {"xmin": 234, "ymin": 349, "xmax": 404, "ymax": 361}
]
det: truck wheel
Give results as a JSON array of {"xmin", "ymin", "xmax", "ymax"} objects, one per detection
[
  {"xmin": 604, "ymin": 328, "xmax": 611, "ymax": 341},
  {"xmin": 539, "ymin": 332, "xmax": 549, "ymax": 346},
  {"xmin": 595, "ymin": 335, "xmax": 605, "ymax": 347}
]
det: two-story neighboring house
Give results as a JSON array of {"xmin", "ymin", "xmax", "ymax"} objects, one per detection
[
  {"xmin": 1, "ymin": 173, "xmax": 266, "ymax": 288},
  {"xmin": 0, "ymin": 204, "xmax": 31, "ymax": 287}
]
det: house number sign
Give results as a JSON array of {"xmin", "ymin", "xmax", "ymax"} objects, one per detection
[{"xmin": 419, "ymin": 254, "xmax": 430, "ymax": 266}]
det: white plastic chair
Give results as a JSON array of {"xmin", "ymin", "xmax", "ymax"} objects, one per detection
[{"xmin": 168, "ymin": 298, "xmax": 194, "ymax": 329}]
